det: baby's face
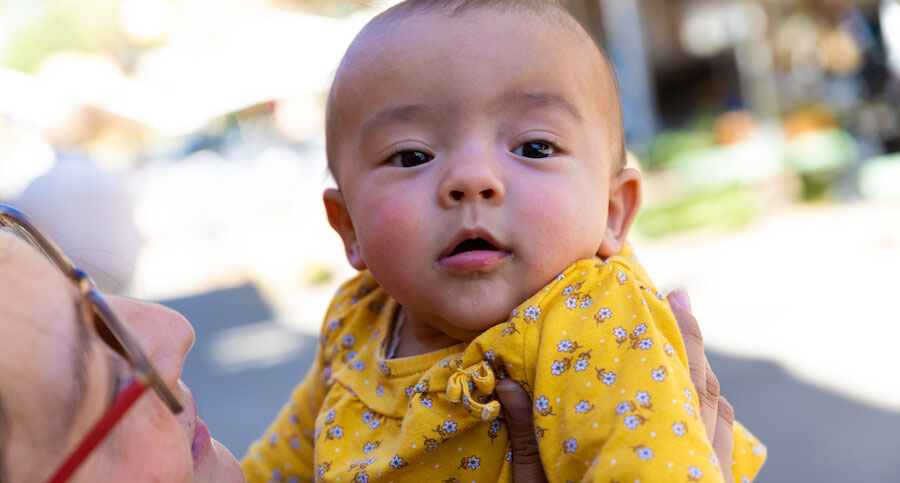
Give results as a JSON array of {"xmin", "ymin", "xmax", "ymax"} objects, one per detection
[{"xmin": 327, "ymin": 8, "xmax": 630, "ymax": 339}]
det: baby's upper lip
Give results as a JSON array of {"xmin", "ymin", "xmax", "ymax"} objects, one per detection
[{"xmin": 439, "ymin": 227, "xmax": 509, "ymax": 260}]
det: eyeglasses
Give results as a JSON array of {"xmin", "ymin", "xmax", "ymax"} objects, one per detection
[{"xmin": 0, "ymin": 204, "xmax": 183, "ymax": 483}]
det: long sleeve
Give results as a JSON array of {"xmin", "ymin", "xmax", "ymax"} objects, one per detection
[
  {"xmin": 241, "ymin": 341, "xmax": 329, "ymax": 483},
  {"xmin": 515, "ymin": 258, "xmax": 727, "ymax": 482},
  {"xmin": 241, "ymin": 273, "xmax": 391, "ymax": 483},
  {"xmin": 731, "ymin": 421, "xmax": 766, "ymax": 482},
  {"xmin": 240, "ymin": 275, "xmax": 370, "ymax": 483}
]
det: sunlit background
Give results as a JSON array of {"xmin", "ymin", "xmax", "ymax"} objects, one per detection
[{"xmin": 2, "ymin": 0, "xmax": 898, "ymax": 481}]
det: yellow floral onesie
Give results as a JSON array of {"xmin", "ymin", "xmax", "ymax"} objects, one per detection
[{"xmin": 242, "ymin": 247, "xmax": 766, "ymax": 482}]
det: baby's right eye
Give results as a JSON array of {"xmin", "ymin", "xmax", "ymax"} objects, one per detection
[{"xmin": 387, "ymin": 150, "xmax": 433, "ymax": 168}]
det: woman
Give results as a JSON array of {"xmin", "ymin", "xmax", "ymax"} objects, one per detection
[
  {"xmin": 0, "ymin": 208, "xmax": 243, "ymax": 482},
  {"xmin": 0, "ymin": 204, "xmax": 732, "ymax": 482}
]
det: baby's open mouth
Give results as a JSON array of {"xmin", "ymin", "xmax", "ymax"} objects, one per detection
[
  {"xmin": 448, "ymin": 237, "xmax": 498, "ymax": 256},
  {"xmin": 439, "ymin": 232, "xmax": 510, "ymax": 274}
]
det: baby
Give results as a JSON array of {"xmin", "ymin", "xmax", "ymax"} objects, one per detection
[{"xmin": 243, "ymin": 0, "xmax": 766, "ymax": 481}]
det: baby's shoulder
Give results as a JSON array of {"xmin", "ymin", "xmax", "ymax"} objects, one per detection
[
  {"xmin": 317, "ymin": 271, "xmax": 393, "ymax": 365},
  {"xmin": 514, "ymin": 254, "xmax": 666, "ymax": 322},
  {"xmin": 503, "ymin": 253, "xmax": 685, "ymax": 365}
]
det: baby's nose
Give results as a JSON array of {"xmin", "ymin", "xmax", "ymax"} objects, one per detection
[
  {"xmin": 439, "ymin": 160, "xmax": 505, "ymax": 207},
  {"xmin": 449, "ymin": 187, "xmax": 497, "ymax": 202}
]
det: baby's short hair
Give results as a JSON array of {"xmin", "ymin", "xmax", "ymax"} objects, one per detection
[{"xmin": 325, "ymin": 0, "xmax": 624, "ymax": 183}]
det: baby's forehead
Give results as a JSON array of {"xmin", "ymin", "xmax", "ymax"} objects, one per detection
[
  {"xmin": 370, "ymin": 6, "xmax": 599, "ymax": 62},
  {"xmin": 327, "ymin": 4, "xmax": 622, "ymax": 176}
]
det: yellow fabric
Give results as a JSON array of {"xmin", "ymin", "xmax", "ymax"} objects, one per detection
[{"xmin": 242, "ymin": 247, "xmax": 766, "ymax": 482}]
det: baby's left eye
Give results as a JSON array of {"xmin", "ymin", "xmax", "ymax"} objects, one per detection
[{"xmin": 514, "ymin": 141, "xmax": 556, "ymax": 158}]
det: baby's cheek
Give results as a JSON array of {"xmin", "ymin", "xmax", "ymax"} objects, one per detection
[
  {"xmin": 519, "ymin": 188, "xmax": 605, "ymax": 264},
  {"xmin": 358, "ymin": 197, "xmax": 426, "ymax": 260}
]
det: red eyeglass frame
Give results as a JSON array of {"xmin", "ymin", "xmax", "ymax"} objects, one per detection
[{"xmin": 0, "ymin": 204, "xmax": 183, "ymax": 483}]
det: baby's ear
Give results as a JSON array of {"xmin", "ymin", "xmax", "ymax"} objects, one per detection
[
  {"xmin": 597, "ymin": 168, "xmax": 642, "ymax": 257},
  {"xmin": 323, "ymin": 188, "xmax": 367, "ymax": 270}
]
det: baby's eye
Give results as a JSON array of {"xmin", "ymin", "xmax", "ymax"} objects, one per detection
[
  {"xmin": 514, "ymin": 141, "xmax": 556, "ymax": 158},
  {"xmin": 388, "ymin": 150, "xmax": 433, "ymax": 168}
]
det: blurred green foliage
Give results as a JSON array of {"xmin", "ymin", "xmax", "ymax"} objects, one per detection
[
  {"xmin": 276, "ymin": 0, "xmax": 369, "ymax": 18},
  {"xmin": 1, "ymin": 0, "xmax": 125, "ymax": 73},
  {"xmin": 634, "ymin": 185, "xmax": 759, "ymax": 238},
  {"xmin": 646, "ymin": 128, "xmax": 715, "ymax": 171},
  {"xmin": 785, "ymin": 128, "xmax": 856, "ymax": 201}
]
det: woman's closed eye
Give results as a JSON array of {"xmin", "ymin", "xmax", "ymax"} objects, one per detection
[
  {"xmin": 387, "ymin": 150, "xmax": 434, "ymax": 168},
  {"xmin": 513, "ymin": 140, "xmax": 557, "ymax": 159},
  {"xmin": 104, "ymin": 347, "xmax": 133, "ymax": 403}
]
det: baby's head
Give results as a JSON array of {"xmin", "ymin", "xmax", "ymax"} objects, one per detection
[{"xmin": 323, "ymin": 0, "xmax": 642, "ymax": 341}]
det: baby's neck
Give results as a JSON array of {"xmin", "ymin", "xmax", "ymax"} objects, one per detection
[{"xmin": 392, "ymin": 307, "xmax": 466, "ymax": 358}]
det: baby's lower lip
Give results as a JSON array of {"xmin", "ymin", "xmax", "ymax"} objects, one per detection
[{"xmin": 438, "ymin": 250, "xmax": 511, "ymax": 274}]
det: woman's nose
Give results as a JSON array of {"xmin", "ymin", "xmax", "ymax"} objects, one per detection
[
  {"xmin": 106, "ymin": 296, "xmax": 195, "ymax": 388},
  {"xmin": 438, "ymin": 155, "xmax": 506, "ymax": 208}
]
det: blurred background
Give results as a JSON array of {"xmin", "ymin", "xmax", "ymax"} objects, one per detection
[{"xmin": 1, "ymin": 0, "xmax": 898, "ymax": 480}]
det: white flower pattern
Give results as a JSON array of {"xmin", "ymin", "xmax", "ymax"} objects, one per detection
[
  {"xmin": 574, "ymin": 358, "xmax": 589, "ymax": 372},
  {"xmin": 651, "ymin": 367, "xmax": 667, "ymax": 382},
  {"xmin": 279, "ymin": 258, "xmax": 764, "ymax": 483},
  {"xmin": 551, "ymin": 360, "xmax": 568, "ymax": 375}
]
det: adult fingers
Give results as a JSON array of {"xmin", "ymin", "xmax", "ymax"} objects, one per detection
[
  {"xmin": 700, "ymin": 357, "xmax": 721, "ymax": 443},
  {"xmin": 495, "ymin": 378, "xmax": 547, "ymax": 483},
  {"xmin": 668, "ymin": 290, "xmax": 709, "ymax": 412},
  {"xmin": 321, "ymin": 365, "xmax": 333, "ymax": 385},
  {"xmin": 713, "ymin": 397, "xmax": 735, "ymax": 483}
]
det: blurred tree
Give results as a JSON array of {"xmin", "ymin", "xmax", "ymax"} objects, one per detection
[
  {"xmin": 1, "ymin": 0, "xmax": 126, "ymax": 73},
  {"xmin": 272, "ymin": 0, "xmax": 370, "ymax": 17}
]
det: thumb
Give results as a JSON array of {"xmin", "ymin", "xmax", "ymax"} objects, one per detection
[{"xmin": 496, "ymin": 378, "xmax": 547, "ymax": 483}]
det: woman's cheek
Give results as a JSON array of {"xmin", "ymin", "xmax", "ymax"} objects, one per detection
[{"xmin": 88, "ymin": 420, "xmax": 191, "ymax": 483}]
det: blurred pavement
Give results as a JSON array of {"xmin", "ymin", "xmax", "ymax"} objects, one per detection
[{"xmin": 160, "ymin": 283, "xmax": 318, "ymax": 458}]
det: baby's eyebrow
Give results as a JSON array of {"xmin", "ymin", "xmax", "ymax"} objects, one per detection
[
  {"xmin": 491, "ymin": 90, "xmax": 585, "ymax": 123},
  {"xmin": 359, "ymin": 104, "xmax": 434, "ymax": 141}
]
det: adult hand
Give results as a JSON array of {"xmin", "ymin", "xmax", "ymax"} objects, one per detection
[
  {"xmin": 496, "ymin": 290, "xmax": 735, "ymax": 482},
  {"xmin": 496, "ymin": 379, "xmax": 548, "ymax": 482},
  {"xmin": 667, "ymin": 290, "xmax": 734, "ymax": 483}
]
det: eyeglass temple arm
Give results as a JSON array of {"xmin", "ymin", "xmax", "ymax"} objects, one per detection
[{"xmin": 46, "ymin": 380, "xmax": 147, "ymax": 483}]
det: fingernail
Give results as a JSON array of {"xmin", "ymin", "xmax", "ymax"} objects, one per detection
[
  {"xmin": 495, "ymin": 380, "xmax": 514, "ymax": 394},
  {"xmin": 673, "ymin": 290, "xmax": 691, "ymax": 312},
  {"xmin": 495, "ymin": 379, "xmax": 521, "ymax": 397}
]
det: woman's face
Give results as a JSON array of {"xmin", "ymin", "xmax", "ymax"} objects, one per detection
[{"xmin": 0, "ymin": 232, "xmax": 243, "ymax": 482}]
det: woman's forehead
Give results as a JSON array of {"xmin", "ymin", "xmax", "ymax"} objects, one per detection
[{"xmin": 0, "ymin": 234, "xmax": 80, "ymax": 354}]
